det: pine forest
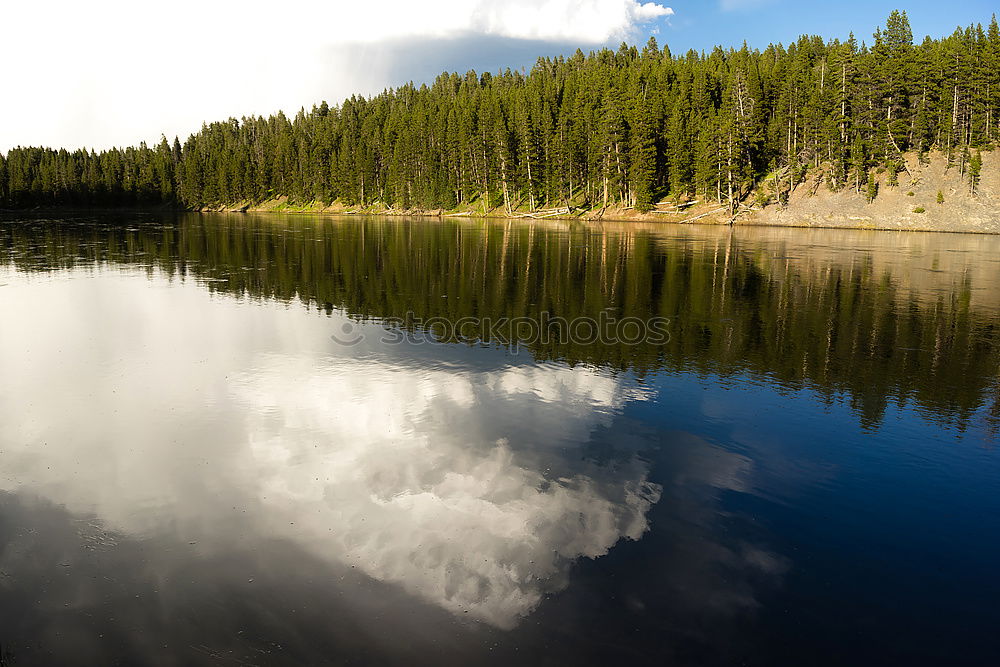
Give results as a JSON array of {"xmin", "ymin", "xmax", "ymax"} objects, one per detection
[{"xmin": 1, "ymin": 11, "xmax": 997, "ymax": 214}]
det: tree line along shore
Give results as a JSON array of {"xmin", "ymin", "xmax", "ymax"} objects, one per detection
[{"xmin": 1, "ymin": 11, "xmax": 998, "ymax": 229}]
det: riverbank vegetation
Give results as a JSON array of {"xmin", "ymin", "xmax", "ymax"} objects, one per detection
[{"xmin": 1, "ymin": 11, "xmax": 998, "ymax": 216}]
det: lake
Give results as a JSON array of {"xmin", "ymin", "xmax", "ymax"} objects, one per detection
[{"xmin": 1, "ymin": 213, "xmax": 999, "ymax": 665}]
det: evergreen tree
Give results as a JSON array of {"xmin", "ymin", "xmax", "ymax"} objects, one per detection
[
  {"xmin": 0, "ymin": 11, "xmax": 994, "ymax": 212},
  {"xmin": 969, "ymin": 150, "xmax": 983, "ymax": 193}
]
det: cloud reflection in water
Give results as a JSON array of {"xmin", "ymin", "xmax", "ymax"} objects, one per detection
[
  {"xmin": 234, "ymin": 356, "xmax": 662, "ymax": 628},
  {"xmin": 0, "ymin": 270, "xmax": 661, "ymax": 629}
]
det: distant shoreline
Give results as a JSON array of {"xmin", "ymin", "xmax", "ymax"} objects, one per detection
[
  {"xmin": 211, "ymin": 150, "xmax": 1000, "ymax": 235},
  {"xmin": 5, "ymin": 151, "xmax": 999, "ymax": 236},
  {"xmin": 5, "ymin": 204, "xmax": 998, "ymax": 236}
]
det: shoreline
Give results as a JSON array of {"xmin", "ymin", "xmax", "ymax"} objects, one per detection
[
  {"xmin": 218, "ymin": 150, "xmax": 1000, "ymax": 235},
  {"xmin": 5, "ymin": 203, "xmax": 999, "ymax": 236},
  {"xmin": 199, "ymin": 206, "xmax": 1000, "ymax": 236},
  {"xmin": 6, "ymin": 151, "xmax": 998, "ymax": 235}
]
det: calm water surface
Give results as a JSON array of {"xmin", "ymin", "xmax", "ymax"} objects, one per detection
[{"xmin": 1, "ymin": 214, "xmax": 999, "ymax": 665}]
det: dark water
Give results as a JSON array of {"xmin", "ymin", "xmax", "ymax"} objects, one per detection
[{"xmin": 1, "ymin": 213, "xmax": 999, "ymax": 666}]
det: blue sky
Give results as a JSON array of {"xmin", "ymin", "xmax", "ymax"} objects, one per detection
[
  {"xmin": 655, "ymin": 1, "xmax": 998, "ymax": 53},
  {"xmin": 4, "ymin": 0, "xmax": 999, "ymax": 152},
  {"xmin": 382, "ymin": 2, "xmax": 1000, "ymax": 110}
]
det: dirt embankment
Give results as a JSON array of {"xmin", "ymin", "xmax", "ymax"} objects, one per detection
[
  {"xmin": 747, "ymin": 151, "xmax": 1000, "ymax": 233},
  {"xmin": 200, "ymin": 150, "xmax": 1000, "ymax": 234}
]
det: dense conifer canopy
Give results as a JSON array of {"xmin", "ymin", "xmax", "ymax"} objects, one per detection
[{"xmin": 1, "ymin": 11, "xmax": 997, "ymax": 212}]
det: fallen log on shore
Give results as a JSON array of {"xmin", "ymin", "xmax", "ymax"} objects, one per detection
[
  {"xmin": 515, "ymin": 206, "xmax": 571, "ymax": 219},
  {"xmin": 677, "ymin": 207, "xmax": 727, "ymax": 223}
]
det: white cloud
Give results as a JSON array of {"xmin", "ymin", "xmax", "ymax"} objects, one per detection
[
  {"xmin": 0, "ymin": 1, "xmax": 673, "ymax": 152},
  {"xmin": 337, "ymin": 0, "xmax": 676, "ymax": 44}
]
